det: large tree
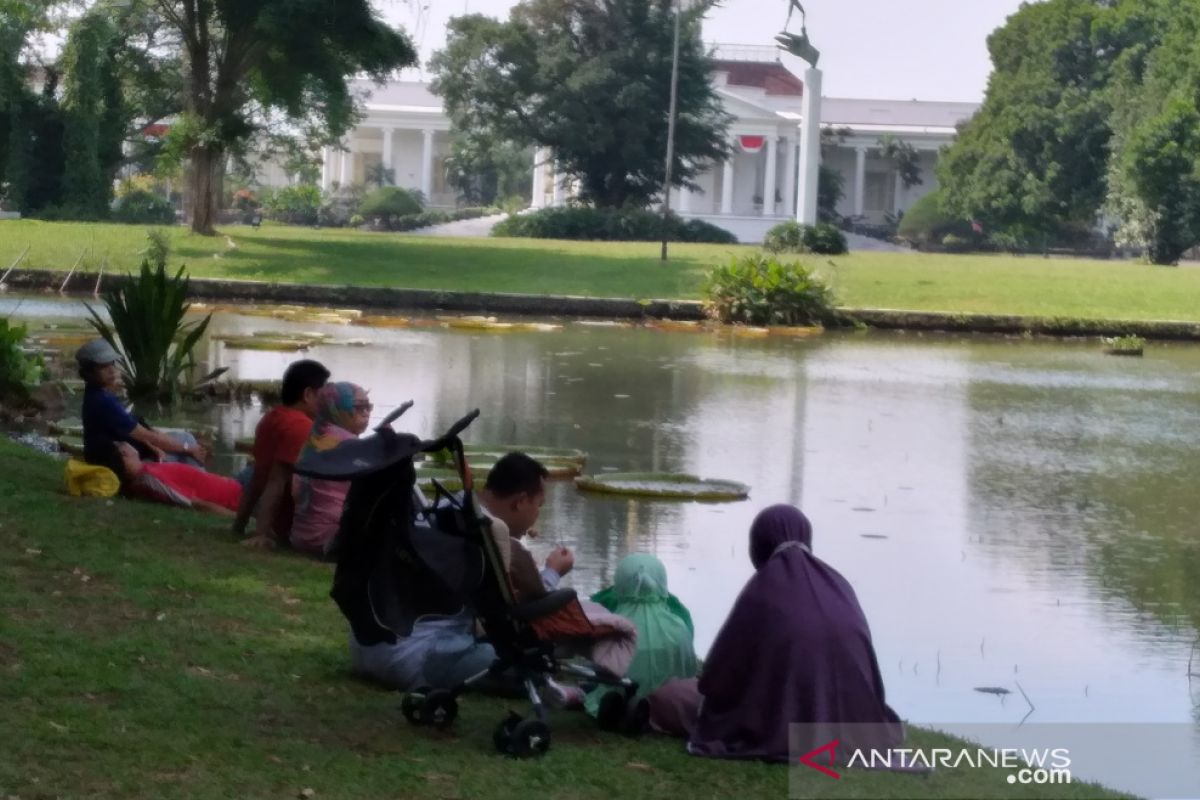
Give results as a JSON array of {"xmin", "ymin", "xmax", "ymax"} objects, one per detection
[
  {"xmin": 430, "ymin": 0, "xmax": 731, "ymax": 209},
  {"xmin": 146, "ymin": 0, "xmax": 416, "ymax": 234},
  {"xmin": 937, "ymin": 0, "xmax": 1123, "ymax": 241}
]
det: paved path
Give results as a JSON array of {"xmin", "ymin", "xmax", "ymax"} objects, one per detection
[
  {"xmin": 405, "ymin": 213, "xmax": 507, "ymax": 237},
  {"xmin": 844, "ymin": 232, "xmax": 914, "ymax": 253}
]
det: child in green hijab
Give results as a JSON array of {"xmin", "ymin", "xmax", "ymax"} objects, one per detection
[{"xmin": 585, "ymin": 553, "xmax": 699, "ymax": 716}]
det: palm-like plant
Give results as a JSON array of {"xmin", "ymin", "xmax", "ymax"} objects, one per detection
[{"xmin": 86, "ymin": 260, "xmax": 223, "ymax": 402}]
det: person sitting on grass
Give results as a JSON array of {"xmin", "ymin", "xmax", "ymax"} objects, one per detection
[
  {"xmin": 112, "ymin": 442, "xmax": 242, "ymax": 517},
  {"xmin": 648, "ymin": 504, "xmax": 902, "ymax": 762},
  {"xmin": 584, "ymin": 553, "xmax": 699, "ymax": 720},
  {"xmin": 233, "ymin": 359, "xmax": 330, "ymax": 548},
  {"xmin": 290, "ymin": 382, "xmax": 373, "ymax": 556},
  {"xmin": 77, "ymin": 338, "xmax": 207, "ymax": 467}
]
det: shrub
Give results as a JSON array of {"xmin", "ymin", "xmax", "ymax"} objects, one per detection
[
  {"xmin": 896, "ymin": 190, "xmax": 975, "ymax": 249},
  {"xmin": 491, "ymin": 206, "xmax": 737, "ymax": 244},
  {"xmin": 941, "ymin": 233, "xmax": 973, "ymax": 252},
  {"xmin": 112, "ymin": 190, "xmax": 176, "ymax": 225},
  {"xmin": 358, "ymin": 186, "xmax": 424, "ymax": 225},
  {"xmin": 764, "ymin": 220, "xmax": 849, "ymax": 255},
  {"xmin": 349, "ymin": 214, "xmax": 365, "ymax": 228},
  {"xmin": 86, "ymin": 261, "xmax": 223, "ymax": 402},
  {"xmin": 702, "ymin": 253, "xmax": 835, "ymax": 326},
  {"xmin": 262, "ymin": 185, "xmax": 322, "ymax": 226},
  {"xmin": 0, "ymin": 319, "xmax": 44, "ymax": 404},
  {"xmin": 500, "ymin": 195, "xmax": 527, "ymax": 215}
]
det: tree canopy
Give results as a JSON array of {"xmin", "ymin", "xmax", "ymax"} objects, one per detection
[
  {"xmin": 937, "ymin": 0, "xmax": 1200, "ymax": 263},
  {"xmin": 430, "ymin": 0, "xmax": 731, "ymax": 209}
]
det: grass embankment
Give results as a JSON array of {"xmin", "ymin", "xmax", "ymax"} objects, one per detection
[
  {"xmin": 3, "ymin": 219, "xmax": 1200, "ymax": 323},
  {"xmin": 0, "ymin": 438, "xmax": 1129, "ymax": 799}
]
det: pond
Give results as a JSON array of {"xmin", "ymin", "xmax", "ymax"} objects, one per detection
[{"xmin": 5, "ymin": 293, "xmax": 1200, "ymax": 797}]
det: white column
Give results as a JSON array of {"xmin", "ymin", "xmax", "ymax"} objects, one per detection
[
  {"xmin": 795, "ymin": 67, "xmax": 822, "ymax": 225},
  {"xmin": 320, "ymin": 146, "xmax": 332, "ymax": 191},
  {"xmin": 531, "ymin": 149, "xmax": 547, "ymax": 208},
  {"xmin": 783, "ymin": 135, "xmax": 798, "ymax": 217},
  {"xmin": 762, "ymin": 134, "xmax": 779, "ymax": 217},
  {"xmin": 338, "ymin": 141, "xmax": 351, "ymax": 187},
  {"xmin": 420, "ymin": 129, "xmax": 434, "ymax": 200},
  {"xmin": 551, "ymin": 158, "xmax": 565, "ymax": 206},
  {"xmin": 721, "ymin": 157, "xmax": 734, "ymax": 215},
  {"xmin": 854, "ymin": 146, "xmax": 867, "ymax": 217},
  {"xmin": 382, "ymin": 128, "xmax": 395, "ymax": 177}
]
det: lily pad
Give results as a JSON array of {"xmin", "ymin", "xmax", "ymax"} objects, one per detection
[
  {"xmin": 355, "ymin": 315, "xmax": 412, "ymax": 329},
  {"xmin": 574, "ymin": 472, "xmax": 749, "ymax": 502},
  {"xmin": 768, "ymin": 325, "xmax": 823, "ymax": 337},
  {"xmin": 427, "ymin": 444, "xmax": 587, "ymax": 468},
  {"xmin": 436, "ymin": 315, "xmax": 516, "ymax": 332},
  {"xmin": 217, "ymin": 335, "xmax": 319, "ymax": 352},
  {"xmin": 647, "ymin": 320, "xmax": 706, "ymax": 333},
  {"xmin": 57, "ymin": 435, "xmax": 86, "ymax": 457},
  {"xmin": 729, "ymin": 326, "xmax": 770, "ymax": 338}
]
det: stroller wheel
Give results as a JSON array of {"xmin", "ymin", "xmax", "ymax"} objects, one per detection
[
  {"xmin": 509, "ymin": 718, "xmax": 551, "ymax": 759},
  {"xmin": 422, "ymin": 689, "xmax": 458, "ymax": 728},
  {"xmin": 596, "ymin": 690, "xmax": 628, "ymax": 733},
  {"xmin": 493, "ymin": 712, "xmax": 523, "ymax": 755},
  {"xmin": 623, "ymin": 696, "xmax": 650, "ymax": 736},
  {"xmin": 400, "ymin": 690, "xmax": 429, "ymax": 724}
]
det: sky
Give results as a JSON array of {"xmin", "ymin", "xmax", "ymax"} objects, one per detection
[{"xmin": 378, "ymin": 0, "xmax": 1028, "ymax": 102}]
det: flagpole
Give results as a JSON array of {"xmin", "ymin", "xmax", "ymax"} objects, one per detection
[{"xmin": 660, "ymin": 0, "xmax": 683, "ymax": 262}]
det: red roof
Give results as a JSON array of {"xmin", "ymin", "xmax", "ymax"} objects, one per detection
[
  {"xmin": 143, "ymin": 123, "xmax": 170, "ymax": 138},
  {"xmin": 712, "ymin": 61, "xmax": 804, "ymax": 97}
]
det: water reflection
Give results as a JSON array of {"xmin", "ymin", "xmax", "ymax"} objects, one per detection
[{"xmin": 6, "ymin": 295, "xmax": 1200, "ymax": 797}]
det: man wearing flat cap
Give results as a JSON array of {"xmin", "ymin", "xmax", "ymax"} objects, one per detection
[{"xmin": 76, "ymin": 338, "xmax": 207, "ymax": 468}]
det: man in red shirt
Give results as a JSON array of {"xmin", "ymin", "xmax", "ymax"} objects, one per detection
[{"xmin": 233, "ymin": 359, "xmax": 330, "ymax": 547}]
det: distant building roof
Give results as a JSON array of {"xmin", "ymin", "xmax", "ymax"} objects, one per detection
[
  {"xmin": 713, "ymin": 61, "xmax": 804, "ymax": 97},
  {"xmin": 821, "ymin": 98, "xmax": 978, "ymax": 130},
  {"xmin": 354, "ymin": 79, "xmax": 442, "ymax": 112}
]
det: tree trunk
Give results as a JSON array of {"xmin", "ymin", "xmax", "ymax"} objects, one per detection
[{"xmin": 188, "ymin": 143, "xmax": 220, "ymax": 235}]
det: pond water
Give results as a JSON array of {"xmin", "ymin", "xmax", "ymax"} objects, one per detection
[{"xmin": 6, "ymin": 293, "xmax": 1200, "ymax": 797}]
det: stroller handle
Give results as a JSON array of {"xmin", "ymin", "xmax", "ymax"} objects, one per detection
[
  {"xmin": 375, "ymin": 400, "xmax": 415, "ymax": 432},
  {"xmin": 423, "ymin": 408, "xmax": 481, "ymax": 451}
]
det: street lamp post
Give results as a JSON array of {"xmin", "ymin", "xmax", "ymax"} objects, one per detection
[{"xmin": 660, "ymin": 0, "xmax": 683, "ymax": 262}]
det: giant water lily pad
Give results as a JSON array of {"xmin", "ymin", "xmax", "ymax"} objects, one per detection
[
  {"xmin": 768, "ymin": 325, "xmax": 824, "ymax": 337},
  {"xmin": 57, "ymin": 435, "xmax": 86, "ymax": 457},
  {"xmin": 426, "ymin": 444, "xmax": 587, "ymax": 472},
  {"xmin": 646, "ymin": 320, "xmax": 708, "ymax": 333},
  {"xmin": 574, "ymin": 472, "xmax": 749, "ymax": 501},
  {"xmin": 436, "ymin": 315, "xmax": 516, "ymax": 332},
  {"xmin": 216, "ymin": 334, "xmax": 325, "ymax": 352},
  {"xmin": 355, "ymin": 315, "xmax": 413, "ymax": 329}
]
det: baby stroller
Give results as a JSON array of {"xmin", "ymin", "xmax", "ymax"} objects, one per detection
[{"xmin": 294, "ymin": 403, "xmax": 646, "ymax": 758}]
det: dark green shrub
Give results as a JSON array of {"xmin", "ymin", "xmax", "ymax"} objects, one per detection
[
  {"xmin": 113, "ymin": 190, "xmax": 175, "ymax": 225},
  {"xmin": 702, "ymin": 253, "xmax": 835, "ymax": 326},
  {"xmin": 0, "ymin": 320, "xmax": 44, "ymax": 404},
  {"xmin": 86, "ymin": 261, "xmax": 223, "ymax": 402},
  {"xmin": 262, "ymin": 185, "xmax": 322, "ymax": 226},
  {"xmin": 764, "ymin": 220, "xmax": 849, "ymax": 255},
  {"xmin": 358, "ymin": 187, "xmax": 424, "ymax": 225},
  {"xmin": 896, "ymin": 190, "xmax": 975, "ymax": 248},
  {"xmin": 491, "ymin": 206, "xmax": 736, "ymax": 244}
]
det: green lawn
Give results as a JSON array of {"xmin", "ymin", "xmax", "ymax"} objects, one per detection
[
  {"xmin": 0, "ymin": 439, "xmax": 1130, "ymax": 799},
  {"xmin": 3, "ymin": 218, "xmax": 1199, "ymax": 321}
]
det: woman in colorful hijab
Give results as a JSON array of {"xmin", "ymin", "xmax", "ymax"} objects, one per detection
[
  {"xmin": 585, "ymin": 554, "xmax": 699, "ymax": 717},
  {"xmin": 289, "ymin": 382, "xmax": 372, "ymax": 555},
  {"xmin": 651, "ymin": 504, "xmax": 902, "ymax": 762}
]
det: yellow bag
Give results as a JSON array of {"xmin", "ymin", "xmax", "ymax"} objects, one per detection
[{"xmin": 64, "ymin": 458, "xmax": 120, "ymax": 498}]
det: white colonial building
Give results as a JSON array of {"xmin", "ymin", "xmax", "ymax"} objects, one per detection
[{"xmin": 317, "ymin": 45, "xmax": 978, "ymax": 242}]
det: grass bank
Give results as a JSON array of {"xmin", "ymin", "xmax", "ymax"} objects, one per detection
[
  {"xmin": 0, "ymin": 438, "xmax": 1129, "ymax": 799},
  {"xmin": 4, "ymin": 219, "xmax": 1200, "ymax": 321}
]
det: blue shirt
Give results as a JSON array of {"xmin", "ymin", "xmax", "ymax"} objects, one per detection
[{"xmin": 82, "ymin": 384, "xmax": 138, "ymax": 464}]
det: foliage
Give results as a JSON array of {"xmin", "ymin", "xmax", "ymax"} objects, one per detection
[
  {"xmin": 358, "ymin": 186, "xmax": 424, "ymax": 225},
  {"xmin": 500, "ymin": 195, "xmax": 527, "ymax": 215},
  {"xmin": 817, "ymin": 165, "xmax": 845, "ymax": 224},
  {"xmin": 143, "ymin": 228, "xmax": 171, "ymax": 269},
  {"xmin": 261, "ymin": 185, "xmax": 322, "ymax": 226},
  {"xmin": 59, "ymin": 11, "xmax": 124, "ymax": 218},
  {"xmin": 876, "ymin": 134, "xmax": 923, "ymax": 190},
  {"xmin": 364, "ymin": 163, "xmax": 394, "ymax": 189},
  {"xmin": 1103, "ymin": 334, "xmax": 1145, "ymax": 352},
  {"xmin": 702, "ymin": 253, "xmax": 835, "ymax": 326},
  {"xmin": 764, "ymin": 220, "xmax": 849, "ymax": 255},
  {"xmin": 149, "ymin": 0, "xmax": 418, "ymax": 234},
  {"xmin": 113, "ymin": 189, "xmax": 175, "ymax": 225},
  {"xmin": 431, "ymin": 0, "xmax": 731, "ymax": 208},
  {"xmin": 85, "ymin": 260, "xmax": 216, "ymax": 402},
  {"xmin": 492, "ymin": 206, "xmax": 736, "ymax": 243},
  {"xmin": 895, "ymin": 189, "xmax": 977, "ymax": 249},
  {"xmin": 445, "ymin": 134, "xmax": 532, "ymax": 206},
  {"xmin": 0, "ymin": 318, "xmax": 43, "ymax": 403}
]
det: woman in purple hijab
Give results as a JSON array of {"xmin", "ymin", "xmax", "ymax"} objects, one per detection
[{"xmin": 651, "ymin": 504, "xmax": 902, "ymax": 762}]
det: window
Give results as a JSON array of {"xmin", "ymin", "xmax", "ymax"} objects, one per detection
[{"xmin": 863, "ymin": 170, "xmax": 895, "ymax": 213}]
